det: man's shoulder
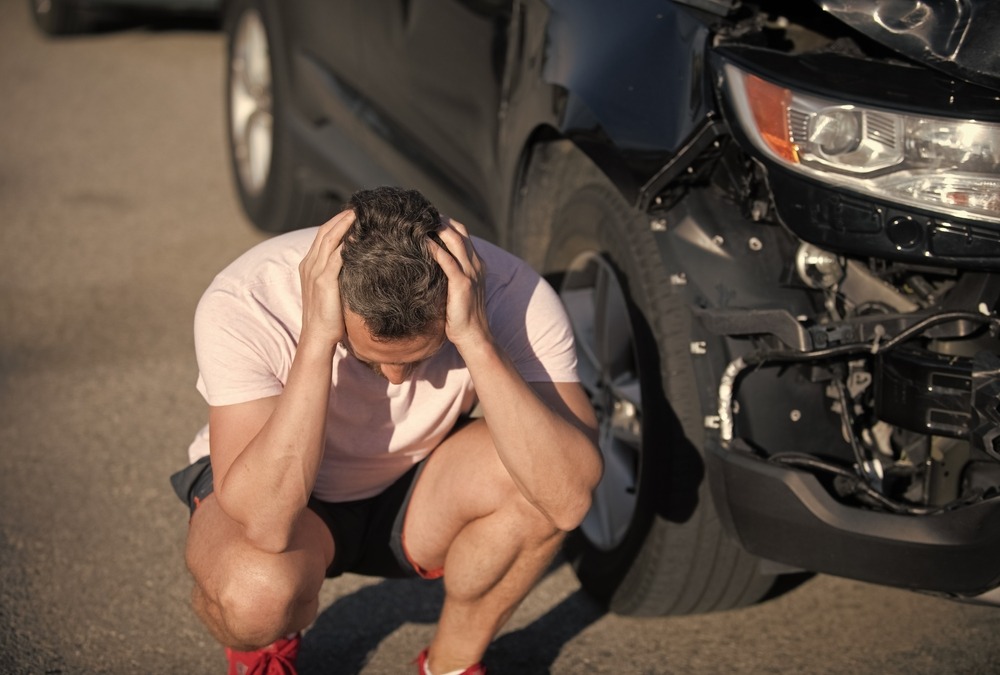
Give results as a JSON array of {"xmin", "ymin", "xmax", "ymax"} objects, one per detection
[
  {"xmin": 476, "ymin": 238, "xmax": 561, "ymax": 325},
  {"xmin": 210, "ymin": 227, "xmax": 318, "ymax": 292}
]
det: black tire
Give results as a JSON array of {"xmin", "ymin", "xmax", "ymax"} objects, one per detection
[
  {"xmin": 224, "ymin": 0, "xmax": 337, "ymax": 232},
  {"xmin": 29, "ymin": 0, "xmax": 94, "ymax": 35},
  {"xmin": 511, "ymin": 141, "xmax": 776, "ymax": 616}
]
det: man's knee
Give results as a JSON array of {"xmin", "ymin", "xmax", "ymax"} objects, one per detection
[
  {"xmin": 195, "ymin": 554, "xmax": 311, "ymax": 648},
  {"xmin": 219, "ymin": 570, "xmax": 302, "ymax": 642},
  {"xmin": 184, "ymin": 500, "xmax": 325, "ymax": 648}
]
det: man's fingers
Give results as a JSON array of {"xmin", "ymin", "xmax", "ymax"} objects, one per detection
[
  {"xmin": 318, "ymin": 210, "xmax": 356, "ymax": 252},
  {"xmin": 429, "ymin": 236, "xmax": 463, "ymax": 278},
  {"xmin": 437, "ymin": 218, "xmax": 470, "ymax": 246},
  {"xmin": 303, "ymin": 210, "xmax": 355, "ymax": 274},
  {"xmin": 444, "ymin": 216, "xmax": 469, "ymax": 237},
  {"xmin": 318, "ymin": 208, "xmax": 355, "ymax": 235},
  {"xmin": 435, "ymin": 221, "xmax": 477, "ymax": 271}
]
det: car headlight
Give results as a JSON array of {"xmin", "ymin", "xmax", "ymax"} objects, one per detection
[{"xmin": 723, "ymin": 63, "xmax": 1000, "ymax": 225}]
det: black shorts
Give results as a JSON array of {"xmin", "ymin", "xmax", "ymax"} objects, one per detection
[{"xmin": 169, "ymin": 456, "xmax": 430, "ymax": 579}]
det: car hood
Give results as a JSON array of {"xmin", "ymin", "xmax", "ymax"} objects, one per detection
[{"xmin": 818, "ymin": 0, "xmax": 1000, "ymax": 91}]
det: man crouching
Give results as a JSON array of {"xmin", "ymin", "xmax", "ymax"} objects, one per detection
[{"xmin": 171, "ymin": 186, "xmax": 602, "ymax": 674}]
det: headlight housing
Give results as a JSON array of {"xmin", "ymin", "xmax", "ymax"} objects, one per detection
[{"xmin": 723, "ymin": 63, "xmax": 1000, "ymax": 225}]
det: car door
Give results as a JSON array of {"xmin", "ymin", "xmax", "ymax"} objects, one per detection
[{"xmin": 353, "ymin": 0, "xmax": 512, "ymax": 233}]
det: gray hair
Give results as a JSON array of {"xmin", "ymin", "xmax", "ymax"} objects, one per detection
[{"xmin": 339, "ymin": 187, "xmax": 447, "ymax": 340}]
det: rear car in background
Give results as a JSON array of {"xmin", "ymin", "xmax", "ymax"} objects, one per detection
[
  {"xmin": 222, "ymin": 0, "xmax": 1000, "ymax": 615},
  {"xmin": 29, "ymin": 0, "xmax": 219, "ymax": 35}
]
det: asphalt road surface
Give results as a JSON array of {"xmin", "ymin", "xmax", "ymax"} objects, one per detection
[{"xmin": 2, "ymin": 1, "xmax": 1000, "ymax": 673}]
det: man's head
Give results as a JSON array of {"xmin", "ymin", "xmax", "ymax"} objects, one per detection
[
  {"xmin": 338, "ymin": 187, "xmax": 448, "ymax": 383},
  {"xmin": 339, "ymin": 186, "xmax": 448, "ymax": 340}
]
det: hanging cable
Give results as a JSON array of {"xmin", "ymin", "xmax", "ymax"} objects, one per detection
[{"xmin": 718, "ymin": 310, "xmax": 999, "ymax": 445}]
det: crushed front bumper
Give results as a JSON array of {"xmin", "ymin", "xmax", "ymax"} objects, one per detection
[{"xmin": 707, "ymin": 439, "xmax": 1000, "ymax": 596}]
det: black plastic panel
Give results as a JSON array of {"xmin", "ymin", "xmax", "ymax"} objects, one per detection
[
  {"xmin": 768, "ymin": 170, "xmax": 1000, "ymax": 271},
  {"xmin": 706, "ymin": 441, "xmax": 1000, "ymax": 594}
]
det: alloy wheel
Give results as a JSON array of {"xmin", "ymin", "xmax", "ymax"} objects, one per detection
[{"xmin": 560, "ymin": 252, "xmax": 643, "ymax": 551}]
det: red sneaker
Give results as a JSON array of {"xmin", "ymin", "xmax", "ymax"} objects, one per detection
[
  {"xmin": 415, "ymin": 648, "xmax": 487, "ymax": 675},
  {"xmin": 226, "ymin": 634, "xmax": 300, "ymax": 675}
]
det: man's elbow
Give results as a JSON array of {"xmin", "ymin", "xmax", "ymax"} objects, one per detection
[
  {"xmin": 552, "ymin": 453, "xmax": 603, "ymax": 532},
  {"xmin": 551, "ymin": 492, "xmax": 593, "ymax": 532}
]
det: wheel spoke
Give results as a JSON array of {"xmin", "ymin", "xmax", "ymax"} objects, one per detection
[
  {"xmin": 594, "ymin": 263, "xmax": 633, "ymax": 381},
  {"xmin": 244, "ymin": 18, "xmax": 269, "ymax": 96},
  {"xmin": 247, "ymin": 112, "xmax": 273, "ymax": 193},
  {"xmin": 230, "ymin": 9, "xmax": 273, "ymax": 196}
]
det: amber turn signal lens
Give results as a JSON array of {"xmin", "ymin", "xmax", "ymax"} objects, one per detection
[{"xmin": 744, "ymin": 74, "xmax": 798, "ymax": 164}]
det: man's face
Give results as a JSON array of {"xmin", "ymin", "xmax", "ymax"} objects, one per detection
[{"xmin": 341, "ymin": 309, "xmax": 446, "ymax": 385}]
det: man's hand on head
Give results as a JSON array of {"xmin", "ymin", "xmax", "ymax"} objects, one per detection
[
  {"xmin": 428, "ymin": 218, "xmax": 492, "ymax": 351},
  {"xmin": 298, "ymin": 210, "xmax": 355, "ymax": 350}
]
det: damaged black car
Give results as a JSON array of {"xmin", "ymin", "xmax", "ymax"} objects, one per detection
[{"xmin": 221, "ymin": 0, "xmax": 1000, "ymax": 614}]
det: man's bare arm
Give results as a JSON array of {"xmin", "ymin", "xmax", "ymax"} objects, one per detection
[
  {"xmin": 206, "ymin": 212, "xmax": 355, "ymax": 553},
  {"xmin": 460, "ymin": 342, "xmax": 601, "ymax": 531},
  {"xmin": 208, "ymin": 336, "xmax": 336, "ymax": 553},
  {"xmin": 429, "ymin": 221, "xmax": 602, "ymax": 531}
]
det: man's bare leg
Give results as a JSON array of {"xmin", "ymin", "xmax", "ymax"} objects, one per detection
[
  {"xmin": 404, "ymin": 420, "xmax": 568, "ymax": 673},
  {"xmin": 185, "ymin": 494, "xmax": 334, "ymax": 651},
  {"xmin": 432, "ymin": 502, "xmax": 565, "ymax": 669}
]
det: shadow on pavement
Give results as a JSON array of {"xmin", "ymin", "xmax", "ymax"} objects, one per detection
[
  {"xmin": 299, "ymin": 577, "xmax": 443, "ymax": 674},
  {"xmin": 299, "ymin": 572, "xmax": 605, "ymax": 674},
  {"xmin": 487, "ymin": 589, "xmax": 605, "ymax": 673}
]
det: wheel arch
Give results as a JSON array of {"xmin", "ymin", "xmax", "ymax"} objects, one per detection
[
  {"xmin": 503, "ymin": 131, "xmax": 643, "ymax": 260},
  {"xmin": 499, "ymin": 0, "xmax": 711, "ymax": 250},
  {"xmin": 540, "ymin": 0, "xmax": 715, "ymax": 156}
]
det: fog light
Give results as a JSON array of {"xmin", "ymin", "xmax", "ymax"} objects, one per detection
[{"xmin": 796, "ymin": 243, "xmax": 845, "ymax": 289}]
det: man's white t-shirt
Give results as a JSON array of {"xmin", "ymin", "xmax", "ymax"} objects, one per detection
[{"xmin": 188, "ymin": 227, "xmax": 579, "ymax": 502}]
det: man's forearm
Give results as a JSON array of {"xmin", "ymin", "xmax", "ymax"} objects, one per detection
[
  {"xmin": 216, "ymin": 338, "xmax": 335, "ymax": 552},
  {"xmin": 460, "ymin": 340, "xmax": 602, "ymax": 531}
]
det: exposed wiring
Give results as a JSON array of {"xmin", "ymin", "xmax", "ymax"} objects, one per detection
[
  {"xmin": 717, "ymin": 310, "xmax": 1000, "ymax": 515},
  {"xmin": 766, "ymin": 452, "xmax": 943, "ymax": 515},
  {"xmin": 718, "ymin": 310, "xmax": 999, "ymax": 443},
  {"xmin": 831, "ymin": 377, "xmax": 880, "ymax": 487},
  {"xmin": 746, "ymin": 310, "xmax": 999, "ymax": 365}
]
